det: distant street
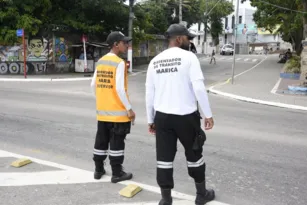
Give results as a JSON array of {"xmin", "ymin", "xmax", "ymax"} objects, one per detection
[{"xmin": 0, "ymin": 55, "xmax": 306, "ymax": 205}]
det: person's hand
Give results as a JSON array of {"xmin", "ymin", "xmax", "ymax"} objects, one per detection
[
  {"xmin": 148, "ymin": 123, "xmax": 156, "ymax": 134},
  {"xmin": 128, "ymin": 109, "xmax": 136, "ymax": 125},
  {"xmin": 204, "ymin": 117, "xmax": 214, "ymax": 130}
]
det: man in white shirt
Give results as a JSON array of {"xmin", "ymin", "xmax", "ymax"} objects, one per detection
[
  {"xmin": 145, "ymin": 24, "xmax": 215, "ymax": 205},
  {"xmin": 90, "ymin": 31, "xmax": 135, "ymax": 183}
]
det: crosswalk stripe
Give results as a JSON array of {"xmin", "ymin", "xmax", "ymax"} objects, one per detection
[
  {"xmin": 244, "ymin": 58, "xmax": 249, "ymax": 61},
  {"xmin": 252, "ymin": 59, "xmax": 257, "ymax": 62},
  {"xmin": 0, "ymin": 149, "xmax": 231, "ymax": 205},
  {"xmin": 236, "ymin": 58, "xmax": 242, "ymax": 61}
]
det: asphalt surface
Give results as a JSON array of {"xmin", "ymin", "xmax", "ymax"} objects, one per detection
[{"xmin": 0, "ymin": 55, "xmax": 306, "ymax": 205}]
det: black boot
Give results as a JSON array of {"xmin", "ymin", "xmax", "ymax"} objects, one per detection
[
  {"xmin": 111, "ymin": 165, "xmax": 133, "ymax": 183},
  {"xmin": 94, "ymin": 161, "xmax": 106, "ymax": 180},
  {"xmin": 159, "ymin": 189, "xmax": 172, "ymax": 205},
  {"xmin": 195, "ymin": 181, "xmax": 215, "ymax": 205}
]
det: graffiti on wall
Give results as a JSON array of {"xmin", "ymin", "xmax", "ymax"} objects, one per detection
[
  {"xmin": 27, "ymin": 38, "xmax": 49, "ymax": 61},
  {"xmin": 0, "ymin": 36, "xmax": 72, "ymax": 75},
  {"xmin": 55, "ymin": 37, "xmax": 71, "ymax": 62},
  {"xmin": 0, "ymin": 61, "xmax": 70, "ymax": 75}
]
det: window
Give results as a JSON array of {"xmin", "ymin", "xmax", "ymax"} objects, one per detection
[
  {"xmin": 239, "ymin": 16, "xmax": 242, "ymax": 24},
  {"xmin": 232, "ymin": 15, "xmax": 235, "ymax": 29},
  {"xmin": 225, "ymin": 17, "xmax": 228, "ymax": 29}
]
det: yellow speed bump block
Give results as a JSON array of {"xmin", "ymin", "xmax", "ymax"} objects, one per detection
[
  {"xmin": 11, "ymin": 158, "xmax": 32, "ymax": 168},
  {"xmin": 119, "ymin": 184, "xmax": 142, "ymax": 198}
]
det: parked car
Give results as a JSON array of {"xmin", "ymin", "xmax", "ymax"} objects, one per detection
[{"xmin": 220, "ymin": 44, "xmax": 234, "ymax": 55}]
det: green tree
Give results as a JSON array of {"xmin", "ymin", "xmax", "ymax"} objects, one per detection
[
  {"xmin": 141, "ymin": 0, "xmax": 233, "ymax": 46},
  {"xmin": 0, "ymin": 0, "xmax": 52, "ymax": 44},
  {"xmin": 207, "ymin": 0, "xmax": 234, "ymax": 46}
]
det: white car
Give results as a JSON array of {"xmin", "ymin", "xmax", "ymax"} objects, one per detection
[{"xmin": 220, "ymin": 44, "xmax": 234, "ymax": 55}]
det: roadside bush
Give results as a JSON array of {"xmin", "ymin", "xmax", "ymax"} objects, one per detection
[{"xmin": 285, "ymin": 55, "xmax": 301, "ymax": 73}]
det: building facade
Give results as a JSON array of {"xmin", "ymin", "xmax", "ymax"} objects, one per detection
[{"xmin": 189, "ymin": 0, "xmax": 290, "ymax": 54}]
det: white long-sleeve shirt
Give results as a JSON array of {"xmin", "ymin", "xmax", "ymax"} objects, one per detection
[
  {"xmin": 145, "ymin": 47, "xmax": 212, "ymax": 124},
  {"xmin": 91, "ymin": 53, "xmax": 132, "ymax": 111}
]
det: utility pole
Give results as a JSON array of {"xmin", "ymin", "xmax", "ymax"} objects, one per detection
[
  {"xmin": 231, "ymin": 0, "xmax": 240, "ymax": 84},
  {"xmin": 128, "ymin": 0, "xmax": 134, "ymax": 73},
  {"xmin": 179, "ymin": 0, "xmax": 182, "ymax": 23}
]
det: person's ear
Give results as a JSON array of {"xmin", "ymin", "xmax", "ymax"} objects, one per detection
[{"xmin": 176, "ymin": 36, "xmax": 181, "ymax": 44}]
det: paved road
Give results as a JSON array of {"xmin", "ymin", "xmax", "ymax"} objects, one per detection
[{"xmin": 0, "ymin": 55, "xmax": 306, "ymax": 205}]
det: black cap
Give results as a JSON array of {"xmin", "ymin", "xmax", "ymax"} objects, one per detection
[
  {"xmin": 165, "ymin": 24, "xmax": 197, "ymax": 40},
  {"xmin": 106, "ymin": 31, "xmax": 132, "ymax": 46}
]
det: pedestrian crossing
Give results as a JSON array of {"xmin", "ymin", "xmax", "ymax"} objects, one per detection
[{"xmin": 201, "ymin": 56, "xmax": 260, "ymax": 63}]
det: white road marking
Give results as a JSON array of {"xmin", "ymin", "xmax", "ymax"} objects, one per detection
[
  {"xmin": 244, "ymin": 58, "xmax": 249, "ymax": 62},
  {"xmin": 236, "ymin": 58, "xmax": 242, "ymax": 61},
  {"xmin": 271, "ymin": 78, "xmax": 282, "ymax": 94},
  {"xmin": 0, "ymin": 149, "xmax": 230, "ymax": 205},
  {"xmin": 209, "ymin": 88, "xmax": 307, "ymax": 111},
  {"xmin": 0, "ymin": 150, "xmax": 110, "ymax": 186},
  {"xmin": 252, "ymin": 59, "xmax": 257, "ymax": 62}
]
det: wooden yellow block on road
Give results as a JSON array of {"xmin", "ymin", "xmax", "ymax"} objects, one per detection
[
  {"xmin": 11, "ymin": 158, "xmax": 32, "ymax": 168},
  {"xmin": 119, "ymin": 184, "xmax": 142, "ymax": 198}
]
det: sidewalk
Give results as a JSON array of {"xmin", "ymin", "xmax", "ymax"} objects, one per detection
[
  {"xmin": 209, "ymin": 55, "xmax": 307, "ymax": 110},
  {"xmin": 0, "ymin": 64, "xmax": 149, "ymax": 81}
]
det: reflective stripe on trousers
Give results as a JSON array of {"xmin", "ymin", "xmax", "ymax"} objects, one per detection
[
  {"xmin": 187, "ymin": 156, "xmax": 205, "ymax": 168},
  {"xmin": 157, "ymin": 161, "xmax": 173, "ymax": 169},
  {"xmin": 97, "ymin": 110, "xmax": 128, "ymax": 117},
  {"xmin": 109, "ymin": 150, "xmax": 125, "ymax": 157},
  {"xmin": 93, "ymin": 149, "xmax": 108, "ymax": 156}
]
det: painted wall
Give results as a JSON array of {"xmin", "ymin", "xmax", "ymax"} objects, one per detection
[{"xmin": 0, "ymin": 37, "xmax": 72, "ymax": 75}]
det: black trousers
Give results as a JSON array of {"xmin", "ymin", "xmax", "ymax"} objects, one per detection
[
  {"xmin": 154, "ymin": 111, "xmax": 206, "ymax": 189},
  {"xmin": 93, "ymin": 121, "xmax": 131, "ymax": 174}
]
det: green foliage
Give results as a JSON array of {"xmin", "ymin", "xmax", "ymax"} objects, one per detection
[
  {"xmin": 141, "ymin": 0, "xmax": 233, "ymax": 46},
  {"xmin": 0, "ymin": 0, "xmax": 233, "ymax": 47},
  {"xmin": 0, "ymin": 0, "xmax": 130, "ymax": 44},
  {"xmin": 0, "ymin": 0, "xmax": 51, "ymax": 44},
  {"xmin": 207, "ymin": 0, "xmax": 234, "ymax": 46}
]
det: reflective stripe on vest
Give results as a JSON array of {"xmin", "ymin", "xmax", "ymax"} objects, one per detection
[
  {"xmin": 96, "ymin": 60, "xmax": 120, "ymax": 67},
  {"xmin": 96, "ymin": 110, "xmax": 128, "ymax": 117}
]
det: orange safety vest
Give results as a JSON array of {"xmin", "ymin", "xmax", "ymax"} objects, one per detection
[{"xmin": 95, "ymin": 54, "xmax": 130, "ymax": 122}]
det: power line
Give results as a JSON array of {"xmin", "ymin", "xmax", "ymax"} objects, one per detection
[{"xmin": 256, "ymin": 0, "xmax": 307, "ymax": 14}]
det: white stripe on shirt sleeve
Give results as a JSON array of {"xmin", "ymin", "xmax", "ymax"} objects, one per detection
[
  {"xmin": 116, "ymin": 61, "xmax": 132, "ymax": 111},
  {"xmin": 145, "ymin": 62, "xmax": 155, "ymax": 124}
]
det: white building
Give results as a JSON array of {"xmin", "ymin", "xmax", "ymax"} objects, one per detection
[{"xmin": 188, "ymin": 0, "xmax": 290, "ymax": 54}]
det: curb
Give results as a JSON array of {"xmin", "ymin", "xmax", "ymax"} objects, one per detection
[
  {"xmin": 207, "ymin": 56, "xmax": 307, "ymax": 112},
  {"xmin": 208, "ymin": 87, "xmax": 307, "ymax": 111},
  {"xmin": 0, "ymin": 71, "xmax": 146, "ymax": 82}
]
